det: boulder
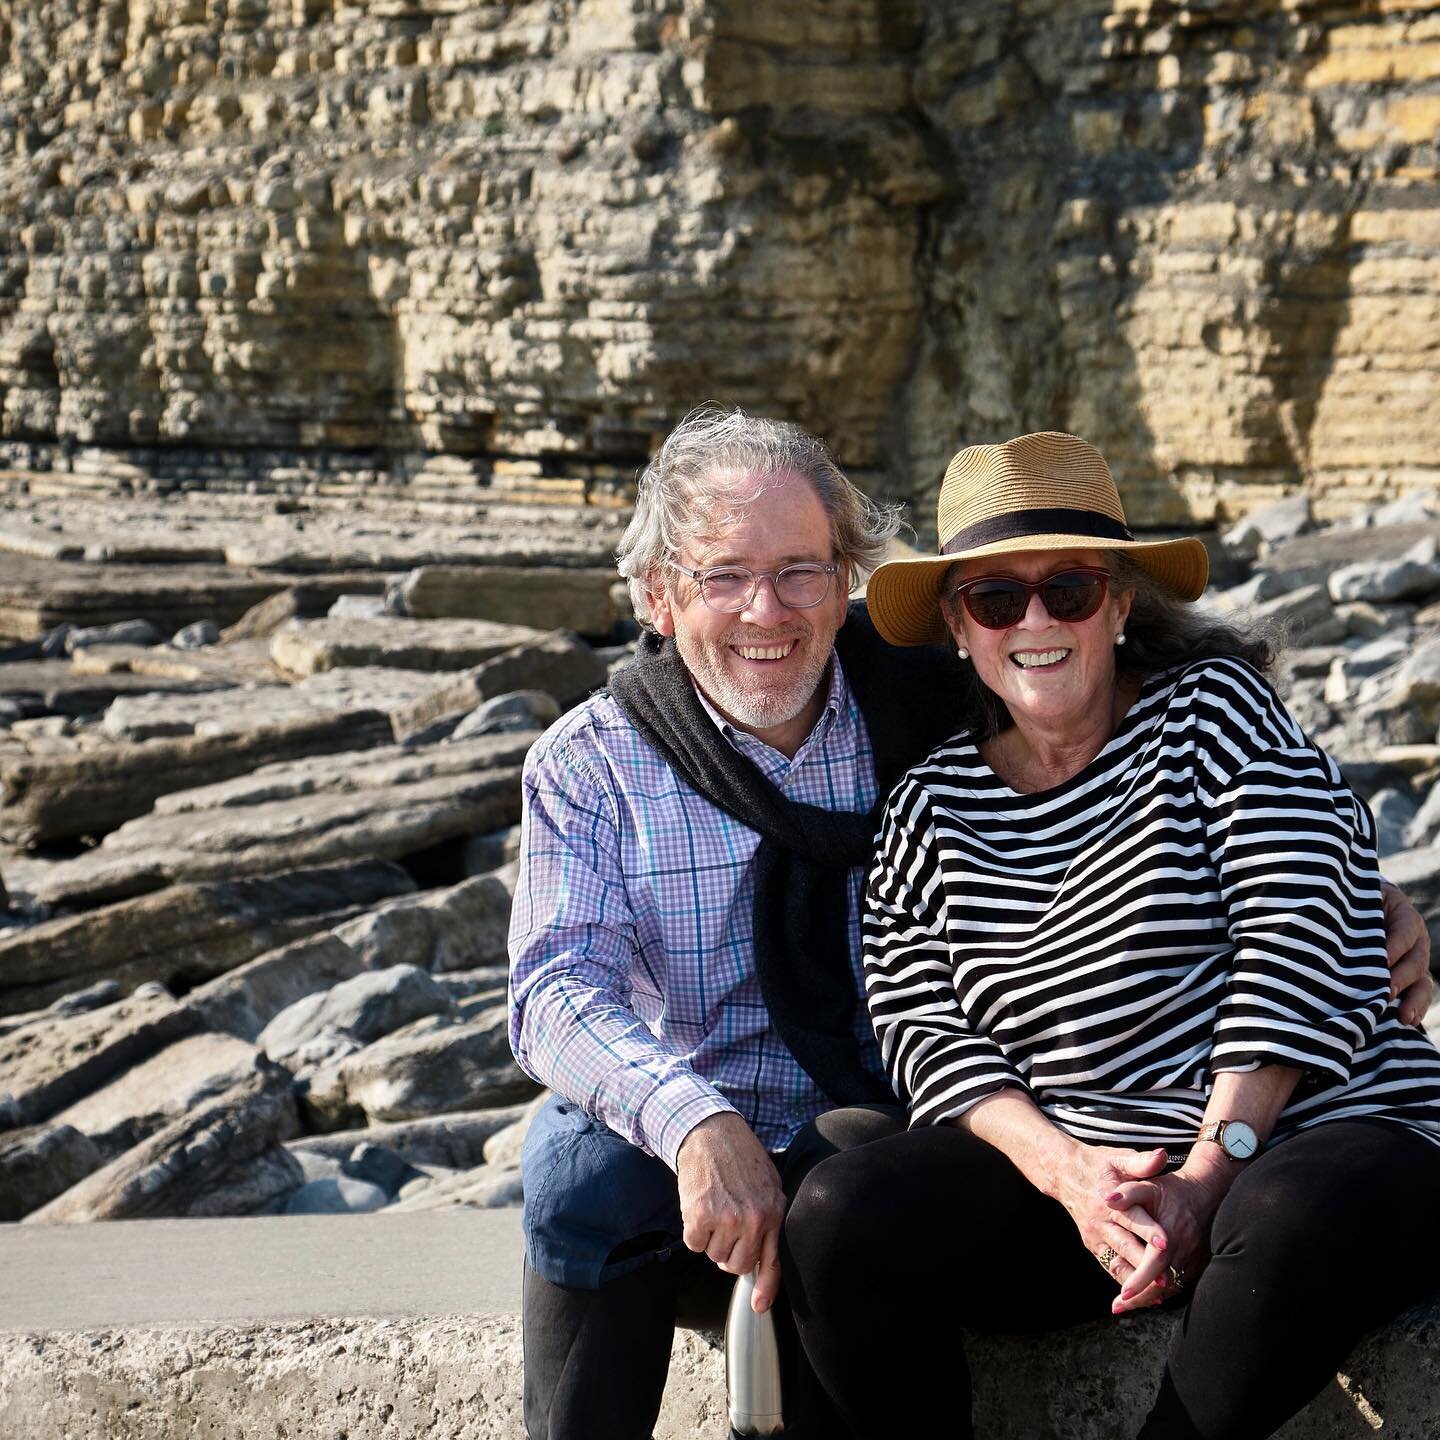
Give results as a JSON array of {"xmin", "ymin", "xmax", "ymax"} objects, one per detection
[
  {"xmin": 1328, "ymin": 557, "xmax": 1440, "ymax": 605},
  {"xmin": 0, "ymin": 859, "xmax": 416, "ymax": 1016},
  {"xmin": 0, "ymin": 709, "xmax": 395, "ymax": 847},
  {"xmin": 172, "ymin": 621, "xmax": 221, "ymax": 649},
  {"xmin": 258, "ymin": 964, "xmax": 453, "ymax": 1067},
  {"xmin": 1406, "ymin": 782, "xmax": 1440, "ymax": 851},
  {"xmin": 1249, "ymin": 585, "xmax": 1345, "ymax": 646},
  {"xmin": 282, "ymin": 1173, "xmax": 388, "ymax": 1215},
  {"xmin": 186, "ymin": 1146, "xmax": 305, "ymax": 1217},
  {"xmin": 1371, "ymin": 787, "xmax": 1419, "ymax": 859},
  {"xmin": 24, "ymin": 1057, "xmax": 301, "ymax": 1223},
  {"xmin": 399, "ymin": 565, "xmax": 619, "ymax": 637},
  {"xmin": 49, "ymin": 1032, "xmax": 267, "ymax": 1162},
  {"xmin": 65, "ymin": 620, "xmax": 163, "ymax": 652},
  {"xmin": 0, "ymin": 989, "xmax": 201, "ymax": 1129},
  {"xmin": 389, "ymin": 632, "xmax": 606, "ymax": 740},
  {"xmin": 301, "ymin": 1007, "xmax": 537, "ymax": 1129},
  {"xmin": 388, "ymin": 1163, "xmax": 525, "ymax": 1212},
  {"xmin": 452, "ymin": 691, "xmax": 560, "ymax": 740},
  {"xmin": 0, "ymin": 658, "xmax": 224, "ymax": 723},
  {"xmin": 343, "ymin": 1141, "xmax": 415, "ymax": 1194},
  {"xmin": 481, "ymin": 1092, "xmax": 550, "ymax": 1169},
  {"xmin": 271, "ymin": 616, "xmax": 552, "ymax": 678},
  {"xmin": 0, "ymin": 1122, "xmax": 103, "ymax": 1220},
  {"xmin": 1222, "ymin": 494, "xmax": 1313, "ymax": 556}
]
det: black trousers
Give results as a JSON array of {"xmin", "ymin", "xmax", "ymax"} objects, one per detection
[
  {"xmin": 522, "ymin": 1104, "xmax": 905, "ymax": 1440},
  {"xmin": 780, "ymin": 1119, "xmax": 1440, "ymax": 1440}
]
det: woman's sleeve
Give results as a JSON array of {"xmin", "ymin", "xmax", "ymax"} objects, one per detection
[
  {"xmin": 1196, "ymin": 665, "xmax": 1391, "ymax": 1091},
  {"xmin": 863, "ymin": 776, "xmax": 1031, "ymax": 1127}
]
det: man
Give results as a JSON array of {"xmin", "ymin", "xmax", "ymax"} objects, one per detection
[{"xmin": 508, "ymin": 407, "xmax": 1433, "ymax": 1440}]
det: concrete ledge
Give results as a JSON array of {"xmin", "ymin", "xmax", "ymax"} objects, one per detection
[{"xmin": 2, "ymin": 1215, "xmax": 1437, "ymax": 1438}]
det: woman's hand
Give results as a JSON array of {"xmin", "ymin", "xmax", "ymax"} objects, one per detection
[
  {"xmin": 1103, "ymin": 1145, "xmax": 1234, "ymax": 1313},
  {"xmin": 1382, "ymin": 881, "xmax": 1434, "ymax": 1027},
  {"xmin": 1047, "ymin": 1142, "xmax": 1173, "ymax": 1299}
]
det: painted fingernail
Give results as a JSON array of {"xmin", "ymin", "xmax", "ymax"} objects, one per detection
[
  {"xmin": 1155, "ymin": 1235, "xmax": 1167, "ymax": 1250},
  {"xmin": 1106, "ymin": 1191, "xmax": 1123, "ymax": 1206}
]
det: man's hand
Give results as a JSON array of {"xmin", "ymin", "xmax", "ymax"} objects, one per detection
[
  {"xmin": 676, "ymin": 1111, "xmax": 785, "ymax": 1313},
  {"xmin": 1382, "ymin": 881, "xmax": 1434, "ymax": 1027}
]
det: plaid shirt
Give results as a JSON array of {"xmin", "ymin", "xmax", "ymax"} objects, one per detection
[{"xmin": 508, "ymin": 657, "xmax": 884, "ymax": 1170}]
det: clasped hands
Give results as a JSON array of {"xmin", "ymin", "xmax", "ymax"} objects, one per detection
[{"xmin": 1061, "ymin": 1142, "xmax": 1230, "ymax": 1317}]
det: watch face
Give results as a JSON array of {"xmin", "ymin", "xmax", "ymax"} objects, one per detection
[{"xmin": 1223, "ymin": 1121, "xmax": 1259, "ymax": 1160}]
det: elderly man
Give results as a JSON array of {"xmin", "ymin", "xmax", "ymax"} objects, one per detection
[{"xmin": 508, "ymin": 407, "xmax": 1433, "ymax": 1440}]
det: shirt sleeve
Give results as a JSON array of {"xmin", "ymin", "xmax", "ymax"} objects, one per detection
[
  {"xmin": 863, "ymin": 776, "xmax": 1031, "ymax": 1127},
  {"xmin": 1194, "ymin": 664, "xmax": 1391, "ymax": 1091},
  {"xmin": 507, "ymin": 732, "xmax": 738, "ymax": 1169}
]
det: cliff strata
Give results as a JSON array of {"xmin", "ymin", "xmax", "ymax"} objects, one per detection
[{"xmin": 0, "ymin": 0, "xmax": 1437, "ymax": 530}]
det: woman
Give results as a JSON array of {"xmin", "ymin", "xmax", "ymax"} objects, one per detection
[{"xmin": 782, "ymin": 431, "xmax": 1440, "ymax": 1440}]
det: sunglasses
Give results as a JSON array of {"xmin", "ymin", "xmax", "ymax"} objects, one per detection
[{"xmin": 948, "ymin": 566, "xmax": 1111, "ymax": 630}]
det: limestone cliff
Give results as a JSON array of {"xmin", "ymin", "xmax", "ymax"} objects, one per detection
[{"xmin": 0, "ymin": 0, "xmax": 1437, "ymax": 532}]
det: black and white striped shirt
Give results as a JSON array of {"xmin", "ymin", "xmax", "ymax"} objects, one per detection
[{"xmin": 864, "ymin": 657, "xmax": 1440, "ymax": 1151}]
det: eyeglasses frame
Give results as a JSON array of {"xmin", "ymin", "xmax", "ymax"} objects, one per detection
[
  {"xmin": 947, "ymin": 565, "xmax": 1112, "ymax": 630},
  {"xmin": 664, "ymin": 559, "xmax": 842, "ymax": 614}
]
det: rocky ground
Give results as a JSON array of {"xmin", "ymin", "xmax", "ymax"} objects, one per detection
[{"xmin": 3, "ymin": 480, "xmax": 1440, "ymax": 1226}]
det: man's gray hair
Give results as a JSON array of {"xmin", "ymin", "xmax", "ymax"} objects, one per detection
[{"xmin": 616, "ymin": 405, "xmax": 903, "ymax": 623}]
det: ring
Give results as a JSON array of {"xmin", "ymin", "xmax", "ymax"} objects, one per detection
[
  {"xmin": 1096, "ymin": 1246, "xmax": 1119, "ymax": 1273},
  {"xmin": 1166, "ymin": 1265, "xmax": 1186, "ymax": 1290}
]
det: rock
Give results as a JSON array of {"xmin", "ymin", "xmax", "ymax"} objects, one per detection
[
  {"xmin": 301, "ymin": 1007, "xmax": 537, "ymax": 1129},
  {"xmin": 0, "ymin": 709, "xmax": 395, "ymax": 846},
  {"xmin": 0, "ymin": 658, "xmax": 225, "ymax": 724},
  {"xmin": 0, "ymin": 859, "xmax": 415, "ymax": 1016},
  {"xmin": 1249, "ymin": 585, "xmax": 1345, "ymax": 646},
  {"xmin": 49, "ymin": 1033, "xmax": 269, "ymax": 1162},
  {"xmin": 187, "ymin": 1146, "xmax": 305, "ymax": 1218},
  {"xmin": 0, "ymin": 1122, "xmax": 103, "ymax": 1221},
  {"xmin": 327, "ymin": 594, "xmax": 388, "ymax": 620},
  {"xmin": 389, "ymin": 632, "xmax": 606, "ymax": 740},
  {"xmin": 221, "ymin": 585, "xmax": 387, "ymax": 642},
  {"xmin": 400, "ymin": 565, "xmax": 619, "ymax": 636},
  {"xmin": 1222, "ymin": 495, "xmax": 1313, "ymax": 557},
  {"xmin": 29, "ymin": 735, "xmax": 530, "ymax": 909},
  {"xmin": 0, "ymin": 989, "xmax": 201, "ymax": 1129},
  {"xmin": 1328, "ymin": 558, "xmax": 1440, "ymax": 605},
  {"xmin": 284, "ymin": 1104, "xmax": 534, "ymax": 1171},
  {"xmin": 452, "ymin": 691, "xmax": 560, "ymax": 740},
  {"xmin": 184, "ymin": 934, "xmax": 372, "ymax": 1042},
  {"xmin": 172, "ymin": 620, "xmax": 221, "ymax": 649},
  {"xmin": 64, "ymin": 620, "xmax": 163, "ymax": 653},
  {"xmin": 387, "ymin": 1162, "xmax": 525, "ymax": 1212},
  {"xmin": 282, "ymin": 1173, "xmax": 388, "ymax": 1215},
  {"xmin": 1335, "ymin": 601, "xmax": 1415, "ymax": 639},
  {"xmin": 343, "ymin": 1141, "xmax": 415, "ymax": 1194},
  {"xmin": 462, "ymin": 826, "xmax": 524, "ymax": 874},
  {"xmin": 24, "ymin": 1058, "xmax": 301, "ymax": 1222},
  {"xmin": 1389, "ymin": 639, "xmax": 1440, "ymax": 710},
  {"xmin": 481, "ymin": 1092, "xmax": 550, "ymax": 1169},
  {"xmin": 271, "ymin": 616, "xmax": 553, "ymax": 678},
  {"xmin": 258, "ymin": 964, "xmax": 453, "ymax": 1067},
  {"xmin": 1373, "ymin": 844, "xmax": 1440, "ymax": 956},
  {"xmin": 1370, "ymin": 787, "xmax": 1419, "ymax": 859},
  {"xmin": 47, "ymin": 979, "xmax": 124, "ymax": 1017},
  {"xmin": 1406, "ymin": 782, "xmax": 1440, "ymax": 851},
  {"xmin": 1372, "ymin": 492, "xmax": 1439, "ymax": 527}
]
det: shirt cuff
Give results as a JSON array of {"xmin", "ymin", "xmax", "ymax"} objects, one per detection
[{"xmin": 640, "ymin": 1075, "xmax": 741, "ymax": 1172}]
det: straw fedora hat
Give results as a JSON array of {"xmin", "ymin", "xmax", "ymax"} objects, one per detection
[{"xmin": 866, "ymin": 431, "xmax": 1210, "ymax": 647}]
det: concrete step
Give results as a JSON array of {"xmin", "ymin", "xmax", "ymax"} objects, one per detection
[{"xmin": 1, "ymin": 1214, "xmax": 1436, "ymax": 1439}]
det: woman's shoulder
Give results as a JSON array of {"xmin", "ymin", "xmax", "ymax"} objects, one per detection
[
  {"xmin": 882, "ymin": 731, "xmax": 993, "ymax": 818},
  {"xmin": 1149, "ymin": 654, "xmax": 1313, "ymax": 769}
]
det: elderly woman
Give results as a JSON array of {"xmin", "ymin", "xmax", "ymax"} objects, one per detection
[{"xmin": 782, "ymin": 432, "xmax": 1440, "ymax": 1440}]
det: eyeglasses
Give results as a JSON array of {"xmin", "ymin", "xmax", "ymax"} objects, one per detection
[
  {"xmin": 666, "ymin": 560, "xmax": 840, "ymax": 613},
  {"xmin": 948, "ymin": 567, "xmax": 1111, "ymax": 630}
]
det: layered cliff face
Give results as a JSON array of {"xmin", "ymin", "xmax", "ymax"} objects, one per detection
[{"xmin": 0, "ymin": 0, "xmax": 1436, "ymax": 529}]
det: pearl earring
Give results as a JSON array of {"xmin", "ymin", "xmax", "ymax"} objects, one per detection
[
  {"xmin": 1115, "ymin": 633, "xmax": 1126, "ymax": 646},
  {"xmin": 956, "ymin": 647, "xmax": 969, "ymax": 660}
]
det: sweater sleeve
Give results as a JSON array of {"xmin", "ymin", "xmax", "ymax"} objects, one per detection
[
  {"xmin": 507, "ymin": 732, "xmax": 736, "ymax": 1169},
  {"xmin": 863, "ymin": 775, "xmax": 1031, "ymax": 1126},
  {"xmin": 1191, "ymin": 662, "xmax": 1391, "ymax": 1091}
]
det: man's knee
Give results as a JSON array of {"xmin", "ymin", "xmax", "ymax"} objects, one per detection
[{"xmin": 522, "ymin": 1095, "xmax": 685, "ymax": 1290}]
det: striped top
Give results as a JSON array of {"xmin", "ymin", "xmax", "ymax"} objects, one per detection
[{"xmin": 864, "ymin": 657, "xmax": 1440, "ymax": 1152}]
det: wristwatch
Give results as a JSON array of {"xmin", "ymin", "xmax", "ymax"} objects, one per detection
[{"xmin": 1196, "ymin": 1118, "xmax": 1261, "ymax": 1161}]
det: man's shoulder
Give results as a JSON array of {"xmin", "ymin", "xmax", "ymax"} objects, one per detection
[{"xmin": 527, "ymin": 689, "xmax": 637, "ymax": 768}]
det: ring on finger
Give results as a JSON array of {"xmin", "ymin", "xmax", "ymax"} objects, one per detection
[
  {"xmin": 1096, "ymin": 1246, "xmax": 1119, "ymax": 1273},
  {"xmin": 1166, "ymin": 1265, "xmax": 1186, "ymax": 1290}
]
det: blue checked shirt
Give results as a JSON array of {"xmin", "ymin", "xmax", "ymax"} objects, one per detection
[{"xmin": 508, "ymin": 656, "xmax": 886, "ymax": 1170}]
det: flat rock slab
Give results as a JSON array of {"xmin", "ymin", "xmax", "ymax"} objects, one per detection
[
  {"xmin": 0, "ymin": 658, "xmax": 225, "ymax": 719},
  {"xmin": 401, "ymin": 564, "xmax": 619, "ymax": 635},
  {"xmin": 272, "ymin": 616, "xmax": 555, "ymax": 676},
  {"xmin": 0, "ymin": 859, "xmax": 415, "ymax": 1016},
  {"xmin": 0, "ymin": 709, "xmax": 396, "ymax": 847},
  {"xmin": 0, "ymin": 553, "xmax": 287, "ymax": 639},
  {"xmin": 97, "ymin": 666, "xmax": 453, "ymax": 741}
]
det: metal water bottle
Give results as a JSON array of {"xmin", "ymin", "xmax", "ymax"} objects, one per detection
[{"xmin": 725, "ymin": 1269, "xmax": 784, "ymax": 1436}]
